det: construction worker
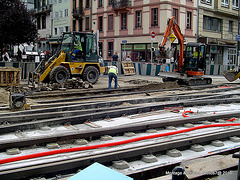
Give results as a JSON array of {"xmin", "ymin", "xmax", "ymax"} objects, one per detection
[
  {"xmin": 106, "ymin": 63, "xmax": 118, "ymax": 89},
  {"xmin": 190, "ymin": 48, "xmax": 202, "ymax": 68},
  {"xmin": 71, "ymin": 37, "xmax": 82, "ymax": 60}
]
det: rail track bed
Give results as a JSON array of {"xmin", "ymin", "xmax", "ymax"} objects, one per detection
[{"xmin": 1, "ymin": 83, "xmax": 240, "ymax": 180}]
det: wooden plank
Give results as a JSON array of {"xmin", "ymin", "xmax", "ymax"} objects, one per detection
[{"xmin": 122, "ymin": 61, "xmax": 135, "ymax": 76}]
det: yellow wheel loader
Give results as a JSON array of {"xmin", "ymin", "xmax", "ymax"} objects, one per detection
[{"xmin": 29, "ymin": 31, "xmax": 105, "ymax": 85}]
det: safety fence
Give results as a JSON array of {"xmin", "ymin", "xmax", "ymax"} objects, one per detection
[{"xmin": 0, "ymin": 61, "xmax": 237, "ymax": 80}]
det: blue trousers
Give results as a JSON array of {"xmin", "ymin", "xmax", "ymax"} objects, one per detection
[
  {"xmin": 108, "ymin": 73, "xmax": 117, "ymax": 89},
  {"xmin": 71, "ymin": 49, "xmax": 81, "ymax": 59}
]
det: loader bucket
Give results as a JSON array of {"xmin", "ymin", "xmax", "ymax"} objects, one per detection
[
  {"xmin": 223, "ymin": 70, "xmax": 240, "ymax": 82},
  {"xmin": 155, "ymin": 47, "xmax": 176, "ymax": 59}
]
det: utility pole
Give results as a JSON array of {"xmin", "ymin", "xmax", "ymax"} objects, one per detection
[{"xmin": 238, "ymin": 5, "xmax": 240, "ymax": 67}]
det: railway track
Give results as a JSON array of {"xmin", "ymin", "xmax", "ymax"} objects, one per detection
[{"xmin": 0, "ymin": 84, "xmax": 240, "ymax": 179}]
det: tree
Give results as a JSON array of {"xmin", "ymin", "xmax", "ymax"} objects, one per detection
[{"xmin": 0, "ymin": 0, "xmax": 38, "ymax": 59}]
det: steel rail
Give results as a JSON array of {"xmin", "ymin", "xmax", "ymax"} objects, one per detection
[
  {"xmin": 0, "ymin": 110, "xmax": 238, "ymax": 151},
  {"xmin": 1, "ymin": 96, "xmax": 240, "ymax": 135},
  {"xmin": 0, "ymin": 127, "xmax": 240, "ymax": 180},
  {"xmin": 0, "ymin": 92, "xmax": 222, "ymax": 120},
  {"xmin": 0, "ymin": 89, "xmax": 238, "ymax": 119}
]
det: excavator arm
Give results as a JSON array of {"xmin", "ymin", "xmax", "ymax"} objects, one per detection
[{"xmin": 159, "ymin": 16, "xmax": 184, "ymax": 72}]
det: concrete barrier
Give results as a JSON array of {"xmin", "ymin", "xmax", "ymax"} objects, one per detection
[{"xmin": 1, "ymin": 61, "xmax": 237, "ymax": 80}]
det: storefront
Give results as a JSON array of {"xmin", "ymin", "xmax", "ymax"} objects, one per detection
[{"xmin": 121, "ymin": 43, "xmax": 159, "ymax": 62}]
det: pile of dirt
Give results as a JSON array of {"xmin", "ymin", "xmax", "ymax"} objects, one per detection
[
  {"xmin": 0, "ymin": 88, "xmax": 10, "ymax": 105},
  {"xmin": 138, "ymin": 81, "xmax": 180, "ymax": 91},
  {"xmin": 125, "ymin": 79, "xmax": 151, "ymax": 85}
]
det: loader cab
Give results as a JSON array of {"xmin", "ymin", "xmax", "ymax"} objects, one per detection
[
  {"xmin": 60, "ymin": 32, "xmax": 98, "ymax": 62},
  {"xmin": 184, "ymin": 43, "xmax": 206, "ymax": 72}
]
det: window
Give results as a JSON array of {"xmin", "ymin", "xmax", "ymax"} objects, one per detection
[
  {"xmin": 121, "ymin": 12, "xmax": 127, "ymax": 30},
  {"xmin": 233, "ymin": 0, "xmax": 239, "ymax": 9},
  {"xmin": 42, "ymin": 15, "xmax": 46, "ymax": 29},
  {"xmin": 173, "ymin": 8, "xmax": 178, "ymax": 23},
  {"xmin": 59, "ymin": 11, "xmax": 63, "ymax": 18},
  {"xmin": 221, "ymin": 0, "xmax": 229, "ymax": 7},
  {"xmin": 37, "ymin": 16, "xmax": 41, "ymax": 29},
  {"xmin": 73, "ymin": 0, "xmax": 76, "ymax": 8},
  {"xmin": 135, "ymin": 11, "xmax": 142, "ymax": 28},
  {"xmin": 64, "ymin": 9, "xmax": 68, "ymax": 17},
  {"xmin": 59, "ymin": 27, "xmax": 63, "ymax": 34},
  {"xmin": 201, "ymin": 0, "xmax": 211, "ymax": 4},
  {"xmin": 109, "ymin": 0, "xmax": 113, "ymax": 5},
  {"xmin": 99, "ymin": 42, "xmax": 103, "ymax": 56},
  {"xmin": 229, "ymin": 21, "xmax": 233, "ymax": 32},
  {"xmin": 98, "ymin": 16, "xmax": 103, "ymax": 31},
  {"xmin": 85, "ymin": 17, "xmax": 90, "ymax": 30},
  {"xmin": 228, "ymin": 48, "xmax": 237, "ymax": 65},
  {"xmin": 73, "ymin": 20, "xmax": 76, "ymax": 31},
  {"xmin": 65, "ymin": 26, "xmax": 69, "ymax": 32},
  {"xmin": 99, "ymin": 0, "xmax": 103, "ymax": 7},
  {"xmin": 151, "ymin": 8, "xmax": 158, "ymax": 27},
  {"xmin": 108, "ymin": 42, "xmax": 113, "ymax": 57},
  {"xmin": 55, "ymin": 11, "xmax": 59, "ymax": 19},
  {"xmin": 50, "ymin": 12, "xmax": 54, "ymax": 19},
  {"xmin": 86, "ymin": 0, "xmax": 90, "ymax": 8},
  {"xmin": 108, "ymin": 14, "xmax": 113, "ymax": 31},
  {"xmin": 203, "ymin": 16, "xmax": 222, "ymax": 32},
  {"xmin": 186, "ymin": 11, "xmax": 192, "ymax": 29},
  {"xmin": 54, "ymin": 28, "xmax": 57, "ymax": 35}
]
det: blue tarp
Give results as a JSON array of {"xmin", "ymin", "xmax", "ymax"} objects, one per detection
[{"xmin": 68, "ymin": 162, "xmax": 133, "ymax": 180}]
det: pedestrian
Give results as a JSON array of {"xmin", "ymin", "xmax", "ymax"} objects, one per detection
[
  {"xmin": 2, "ymin": 48, "xmax": 11, "ymax": 62},
  {"xmin": 17, "ymin": 48, "xmax": 22, "ymax": 61},
  {"xmin": 106, "ymin": 63, "xmax": 118, "ymax": 89},
  {"xmin": 161, "ymin": 59, "xmax": 169, "ymax": 72},
  {"xmin": 125, "ymin": 55, "xmax": 132, "ymax": 61},
  {"xmin": 112, "ymin": 51, "xmax": 119, "ymax": 62}
]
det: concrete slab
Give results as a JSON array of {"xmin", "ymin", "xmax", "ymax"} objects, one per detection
[{"xmin": 181, "ymin": 154, "xmax": 238, "ymax": 179}]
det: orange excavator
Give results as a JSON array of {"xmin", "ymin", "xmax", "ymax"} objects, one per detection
[{"xmin": 157, "ymin": 16, "xmax": 212, "ymax": 85}]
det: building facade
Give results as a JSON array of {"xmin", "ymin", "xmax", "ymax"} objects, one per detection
[
  {"xmin": 21, "ymin": 0, "xmax": 35, "ymax": 10},
  {"xmin": 71, "ymin": 0, "xmax": 92, "ymax": 32},
  {"xmin": 48, "ymin": 0, "xmax": 71, "ymax": 54},
  {"xmin": 34, "ymin": 0, "xmax": 52, "ymax": 53},
  {"xmin": 32, "ymin": 0, "xmax": 239, "ymax": 72},
  {"xmin": 198, "ymin": 0, "xmax": 238, "ymax": 67},
  {"xmin": 92, "ymin": 0, "xmax": 198, "ymax": 62}
]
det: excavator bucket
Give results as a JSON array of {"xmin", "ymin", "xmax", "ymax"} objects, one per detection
[
  {"xmin": 223, "ymin": 70, "xmax": 240, "ymax": 82},
  {"xmin": 155, "ymin": 47, "xmax": 176, "ymax": 59}
]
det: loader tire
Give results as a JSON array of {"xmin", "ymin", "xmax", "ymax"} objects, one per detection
[
  {"xmin": 82, "ymin": 66, "xmax": 99, "ymax": 84},
  {"xmin": 50, "ymin": 66, "xmax": 70, "ymax": 84}
]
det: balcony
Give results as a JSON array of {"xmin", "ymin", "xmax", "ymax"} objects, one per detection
[
  {"xmin": 112, "ymin": 0, "xmax": 131, "ymax": 10},
  {"xmin": 34, "ymin": 5, "xmax": 52, "ymax": 15},
  {"xmin": 72, "ymin": 8, "xmax": 85, "ymax": 19}
]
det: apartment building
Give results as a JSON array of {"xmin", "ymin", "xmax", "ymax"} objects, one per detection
[
  {"xmin": 71, "ymin": 0, "xmax": 92, "ymax": 32},
  {"xmin": 92, "ymin": 0, "xmax": 198, "ymax": 61},
  {"xmin": 34, "ymin": 0, "xmax": 52, "ymax": 53},
  {"xmin": 198, "ymin": 0, "xmax": 238, "ymax": 67},
  {"xmin": 48, "ymin": 0, "xmax": 71, "ymax": 53}
]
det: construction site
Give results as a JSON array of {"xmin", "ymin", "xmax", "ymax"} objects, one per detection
[{"xmin": 1, "ymin": 21, "xmax": 240, "ymax": 180}]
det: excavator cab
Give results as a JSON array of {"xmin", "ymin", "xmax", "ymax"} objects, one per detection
[{"xmin": 183, "ymin": 43, "xmax": 206, "ymax": 76}]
